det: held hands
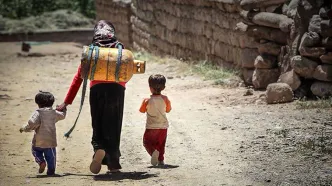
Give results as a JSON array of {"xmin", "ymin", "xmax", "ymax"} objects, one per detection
[{"xmin": 56, "ymin": 102, "xmax": 68, "ymax": 111}]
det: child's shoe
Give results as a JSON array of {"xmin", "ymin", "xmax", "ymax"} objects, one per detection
[
  {"xmin": 38, "ymin": 162, "xmax": 46, "ymax": 173},
  {"xmin": 90, "ymin": 149, "xmax": 106, "ymax": 174},
  {"xmin": 151, "ymin": 150, "xmax": 159, "ymax": 166},
  {"xmin": 158, "ymin": 161, "xmax": 165, "ymax": 166}
]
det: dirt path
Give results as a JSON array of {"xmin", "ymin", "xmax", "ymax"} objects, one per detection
[{"xmin": 1, "ymin": 42, "xmax": 332, "ymax": 186}]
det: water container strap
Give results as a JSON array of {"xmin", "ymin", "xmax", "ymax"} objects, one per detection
[
  {"xmin": 64, "ymin": 44, "xmax": 94, "ymax": 138},
  {"xmin": 115, "ymin": 44, "xmax": 123, "ymax": 82},
  {"xmin": 90, "ymin": 46, "xmax": 99, "ymax": 81}
]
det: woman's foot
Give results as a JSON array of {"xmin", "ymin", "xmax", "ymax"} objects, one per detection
[
  {"xmin": 38, "ymin": 162, "xmax": 46, "ymax": 173},
  {"xmin": 151, "ymin": 150, "xmax": 159, "ymax": 166},
  {"xmin": 90, "ymin": 149, "xmax": 106, "ymax": 174}
]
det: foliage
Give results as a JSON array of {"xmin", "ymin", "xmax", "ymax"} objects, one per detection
[
  {"xmin": 295, "ymin": 97, "xmax": 332, "ymax": 109},
  {"xmin": 1, "ymin": 10, "xmax": 94, "ymax": 33},
  {"xmin": 0, "ymin": 0, "xmax": 95, "ymax": 19}
]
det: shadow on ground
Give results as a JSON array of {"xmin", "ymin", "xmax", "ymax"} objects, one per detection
[
  {"xmin": 148, "ymin": 164, "xmax": 179, "ymax": 169},
  {"xmin": 93, "ymin": 171, "xmax": 158, "ymax": 181}
]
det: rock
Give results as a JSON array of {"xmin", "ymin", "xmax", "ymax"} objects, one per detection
[
  {"xmin": 242, "ymin": 68, "xmax": 254, "ymax": 85},
  {"xmin": 320, "ymin": 52, "xmax": 332, "ymax": 64},
  {"xmin": 241, "ymin": 48, "xmax": 259, "ymax": 68},
  {"xmin": 257, "ymin": 41, "xmax": 281, "ymax": 55},
  {"xmin": 247, "ymin": 25, "xmax": 288, "ymax": 44},
  {"xmin": 235, "ymin": 22, "xmax": 248, "ymax": 32},
  {"xmin": 243, "ymin": 89, "xmax": 254, "ymax": 96},
  {"xmin": 319, "ymin": 6, "xmax": 330, "ymax": 19},
  {"xmin": 321, "ymin": 20, "xmax": 332, "ymax": 37},
  {"xmin": 311, "ymin": 81, "xmax": 332, "ymax": 97},
  {"xmin": 240, "ymin": 11, "xmax": 294, "ymax": 32},
  {"xmin": 254, "ymin": 54, "xmax": 278, "ymax": 69},
  {"xmin": 291, "ymin": 55, "xmax": 319, "ymax": 78},
  {"xmin": 313, "ymin": 65, "xmax": 332, "ymax": 82},
  {"xmin": 299, "ymin": 32, "xmax": 321, "ymax": 47},
  {"xmin": 286, "ymin": 0, "xmax": 300, "ymax": 18},
  {"xmin": 252, "ymin": 68, "xmax": 280, "ymax": 89},
  {"xmin": 266, "ymin": 83, "xmax": 293, "ymax": 104},
  {"xmin": 299, "ymin": 47, "xmax": 326, "ymax": 58},
  {"xmin": 265, "ymin": 5, "xmax": 280, "ymax": 13},
  {"xmin": 308, "ymin": 15, "xmax": 321, "ymax": 34},
  {"xmin": 279, "ymin": 46, "xmax": 292, "ymax": 74},
  {"xmin": 322, "ymin": 37, "xmax": 332, "ymax": 49},
  {"xmin": 277, "ymin": 70, "xmax": 301, "ymax": 90},
  {"xmin": 240, "ymin": 0, "xmax": 287, "ymax": 11}
]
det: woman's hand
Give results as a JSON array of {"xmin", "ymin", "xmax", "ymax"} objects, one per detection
[{"xmin": 56, "ymin": 102, "xmax": 68, "ymax": 111}]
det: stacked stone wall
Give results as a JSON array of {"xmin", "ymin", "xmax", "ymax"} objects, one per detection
[
  {"xmin": 95, "ymin": 0, "xmax": 332, "ymax": 99},
  {"xmin": 131, "ymin": 0, "xmax": 257, "ymax": 69}
]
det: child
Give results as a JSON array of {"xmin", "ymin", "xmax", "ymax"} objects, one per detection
[
  {"xmin": 20, "ymin": 91, "xmax": 66, "ymax": 175},
  {"xmin": 139, "ymin": 74, "xmax": 172, "ymax": 166}
]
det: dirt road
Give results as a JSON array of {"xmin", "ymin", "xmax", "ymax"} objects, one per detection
[{"xmin": 0, "ymin": 42, "xmax": 332, "ymax": 186}]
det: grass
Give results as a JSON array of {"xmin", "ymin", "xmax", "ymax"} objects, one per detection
[
  {"xmin": 133, "ymin": 51, "xmax": 240, "ymax": 86},
  {"xmin": 295, "ymin": 97, "xmax": 332, "ymax": 109}
]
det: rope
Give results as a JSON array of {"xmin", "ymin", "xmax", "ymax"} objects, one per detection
[
  {"xmin": 90, "ymin": 46, "xmax": 99, "ymax": 80},
  {"xmin": 115, "ymin": 43, "xmax": 123, "ymax": 82},
  {"xmin": 64, "ymin": 45, "xmax": 95, "ymax": 138}
]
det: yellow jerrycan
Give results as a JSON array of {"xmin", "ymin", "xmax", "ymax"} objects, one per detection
[{"xmin": 80, "ymin": 45, "xmax": 146, "ymax": 82}]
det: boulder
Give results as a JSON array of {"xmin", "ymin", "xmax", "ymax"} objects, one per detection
[
  {"xmin": 299, "ymin": 47, "xmax": 326, "ymax": 58},
  {"xmin": 254, "ymin": 54, "xmax": 278, "ymax": 69},
  {"xmin": 257, "ymin": 41, "xmax": 281, "ymax": 55},
  {"xmin": 240, "ymin": 0, "xmax": 287, "ymax": 11},
  {"xmin": 240, "ymin": 11, "xmax": 293, "ymax": 32},
  {"xmin": 313, "ymin": 65, "xmax": 332, "ymax": 82},
  {"xmin": 320, "ymin": 52, "xmax": 332, "ymax": 64},
  {"xmin": 286, "ymin": 0, "xmax": 299, "ymax": 18},
  {"xmin": 252, "ymin": 68, "xmax": 280, "ymax": 89},
  {"xmin": 291, "ymin": 55, "xmax": 319, "ymax": 78},
  {"xmin": 277, "ymin": 70, "xmax": 301, "ymax": 90},
  {"xmin": 279, "ymin": 45, "xmax": 292, "ymax": 74},
  {"xmin": 308, "ymin": 15, "xmax": 321, "ymax": 33},
  {"xmin": 311, "ymin": 81, "xmax": 332, "ymax": 97},
  {"xmin": 240, "ymin": 48, "xmax": 259, "ymax": 68},
  {"xmin": 246, "ymin": 25, "xmax": 288, "ymax": 44},
  {"xmin": 266, "ymin": 83, "xmax": 294, "ymax": 104},
  {"xmin": 321, "ymin": 20, "xmax": 332, "ymax": 37},
  {"xmin": 299, "ymin": 32, "xmax": 321, "ymax": 47},
  {"xmin": 322, "ymin": 37, "xmax": 332, "ymax": 49}
]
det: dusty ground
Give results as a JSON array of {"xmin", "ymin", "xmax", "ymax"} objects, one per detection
[{"xmin": 0, "ymin": 42, "xmax": 332, "ymax": 186}]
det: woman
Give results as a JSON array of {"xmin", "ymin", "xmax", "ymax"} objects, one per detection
[{"xmin": 57, "ymin": 20, "xmax": 126, "ymax": 174}]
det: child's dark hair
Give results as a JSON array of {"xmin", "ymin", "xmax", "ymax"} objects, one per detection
[
  {"xmin": 149, "ymin": 74, "xmax": 166, "ymax": 95},
  {"xmin": 35, "ymin": 91, "xmax": 54, "ymax": 108}
]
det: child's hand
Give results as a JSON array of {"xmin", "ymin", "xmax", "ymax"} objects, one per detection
[
  {"xmin": 56, "ymin": 103, "xmax": 68, "ymax": 111},
  {"xmin": 19, "ymin": 128, "xmax": 24, "ymax": 133}
]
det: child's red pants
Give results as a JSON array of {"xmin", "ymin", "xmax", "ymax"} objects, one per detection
[{"xmin": 143, "ymin": 129, "xmax": 167, "ymax": 161}]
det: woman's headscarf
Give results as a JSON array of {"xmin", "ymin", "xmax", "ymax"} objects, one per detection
[{"xmin": 92, "ymin": 20, "xmax": 121, "ymax": 48}]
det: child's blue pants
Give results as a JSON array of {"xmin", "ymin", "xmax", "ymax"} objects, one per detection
[{"xmin": 32, "ymin": 146, "xmax": 56, "ymax": 174}]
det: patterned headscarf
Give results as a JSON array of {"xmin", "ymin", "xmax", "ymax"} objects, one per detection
[{"xmin": 92, "ymin": 20, "xmax": 121, "ymax": 48}]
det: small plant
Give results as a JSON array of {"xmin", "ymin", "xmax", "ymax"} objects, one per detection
[{"xmin": 295, "ymin": 97, "xmax": 332, "ymax": 109}]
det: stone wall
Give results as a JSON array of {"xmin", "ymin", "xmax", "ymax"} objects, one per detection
[
  {"xmin": 131, "ymin": 0, "xmax": 257, "ymax": 70},
  {"xmin": 95, "ymin": 0, "xmax": 332, "ymax": 98}
]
